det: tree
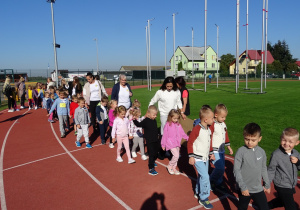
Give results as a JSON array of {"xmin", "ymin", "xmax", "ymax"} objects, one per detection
[
  {"xmin": 220, "ymin": 53, "xmax": 235, "ymax": 76},
  {"xmin": 268, "ymin": 40, "xmax": 297, "ymax": 75}
]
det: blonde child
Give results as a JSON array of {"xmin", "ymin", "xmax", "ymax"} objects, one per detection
[
  {"xmin": 69, "ymin": 96, "xmax": 79, "ymax": 135},
  {"xmin": 210, "ymin": 104, "xmax": 233, "ymax": 191},
  {"xmin": 126, "ymin": 99, "xmax": 141, "ymax": 120},
  {"xmin": 74, "ymin": 97, "xmax": 92, "ymax": 148},
  {"xmin": 11, "ymin": 87, "xmax": 19, "ymax": 111},
  {"xmin": 129, "ymin": 108, "xmax": 147, "ymax": 161},
  {"xmin": 47, "ymin": 93, "xmax": 55, "ymax": 123},
  {"xmin": 32, "ymin": 86, "xmax": 39, "ymax": 110},
  {"xmin": 161, "ymin": 109, "xmax": 189, "ymax": 175},
  {"xmin": 111, "ymin": 105, "xmax": 135, "ymax": 164},
  {"xmin": 187, "ymin": 105, "xmax": 215, "ymax": 208},
  {"xmin": 107, "ymin": 99, "xmax": 118, "ymax": 148},
  {"xmin": 26, "ymin": 85, "xmax": 34, "ymax": 110},
  {"xmin": 96, "ymin": 96, "xmax": 109, "ymax": 145}
]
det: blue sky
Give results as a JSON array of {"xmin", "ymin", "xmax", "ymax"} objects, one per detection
[{"xmin": 0, "ymin": 0, "xmax": 299, "ymax": 71}]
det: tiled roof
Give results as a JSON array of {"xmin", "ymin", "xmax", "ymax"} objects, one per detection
[
  {"xmin": 230, "ymin": 50, "xmax": 274, "ymax": 66},
  {"xmin": 295, "ymin": 61, "xmax": 300, "ymax": 67},
  {"xmin": 120, "ymin": 66, "xmax": 169, "ymax": 71},
  {"xmin": 179, "ymin": 46, "xmax": 207, "ymax": 61}
]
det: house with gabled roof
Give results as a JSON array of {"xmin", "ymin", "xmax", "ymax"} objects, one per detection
[
  {"xmin": 169, "ymin": 46, "xmax": 219, "ymax": 76},
  {"xmin": 229, "ymin": 50, "xmax": 274, "ymax": 75},
  {"xmin": 295, "ymin": 61, "xmax": 300, "ymax": 70}
]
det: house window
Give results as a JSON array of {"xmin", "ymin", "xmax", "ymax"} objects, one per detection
[
  {"xmin": 179, "ymin": 55, "xmax": 182, "ymax": 61},
  {"xmin": 175, "ymin": 56, "xmax": 178, "ymax": 61},
  {"xmin": 193, "ymin": 63, "xmax": 199, "ymax": 69},
  {"xmin": 212, "ymin": 55, "xmax": 215, "ymax": 60},
  {"xmin": 212, "ymin": 63, "xmax": 215, "ymax": 68},
  {"xmin": 176, "ymin": 64, "xmax": 178, "ymax": 70}
]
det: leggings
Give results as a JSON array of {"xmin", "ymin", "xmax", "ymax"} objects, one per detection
[
  {"xmin": 132, "ymin": 136, "xmax": 145, "ymax": 155},
  {"xmin": 20, "ymin": 93, "xmax": 25, "ymax": 106},
  {"xmin": 7, "ymin": 97, "xmax": 12, "ymax": 109},
  {"xmin": 168, "ymin": 147, "xmax": 180, "ymax": 168},
  {"xmin": 116, "ymin": 135, "xmax": 131, "ymax": 160}
]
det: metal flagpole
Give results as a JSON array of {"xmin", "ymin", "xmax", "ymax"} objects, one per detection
[
  {"xmin": 173, "ymin": 13, "xmax": 177, "ymax": 77},
  {"xmin": 264, "ymin": 0, "xmax": 268, "ymax": 89},
  {"xmin": 236, "ymin": 0, "xmax": 240, "ymax": 93},
  {"xmin": 260, "ymin": 0, "xmax": 265, "ymax": 93},
  {"xmin": 146, "ymin": 26, "xmax": 149, "ymax": 90},
  {"xmin": 165, "ymin": 27, "xmax": 168, "ymax": 72},
  {"xmin": 148, "ymin": 20, "xmax": 151, "ymax": 91},
  {"xmin": 245, "ymin": 0, "xmax": 249, "ymax": 89},
  {"xmin": 192, "ymin": 27, "xmax": 194, "ymax": 88},
  {"xmin": 215, "ymin": 24, "xmax": 219, "ymax": 88},
  {"xmin": 204, "ymin": 0, "xmax": 207, "ymax": 92},
  {"xmin": 94, "ymin": 38, "xmax": 99, "ymax": 73}
]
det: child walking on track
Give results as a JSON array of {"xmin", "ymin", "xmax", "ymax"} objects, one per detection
[
  {"xmin": 187, "ymin": 105, "xmax": 215, "ymax": 209},
  {"xmin": 234, "ymin": 123, "xmax": 270, "ymax": 210},
  {"xmin": 133, "ymin": 105, "xmax": 159, "ymax": 176},
  {"xmin": 111, "ymin": 105, "xmax": 135, "ymax": 164},
  {"xmin": 107, "ymin": 100, "xmax": 117, "ymax": 148},
  {"xmin": 161, "ymin": 109, "xmax": 189, "ymax": 175},
  {"xmin": 268, "ymin": 128, "xmax": 300, "ymax": 210},
  {"xmin": 74, "ymin": 97, "xmax": 92, "ymax": 149},
  {"xmin": 210, "ymin": 104, "xmax": 233, "ymax": 191},
  {"xmin": 96, "ymin": 96, "xmax": 109, "ymax": 145},
  {"xmin": 47, "ymin": 91, "xmax": 70, "ymax": 138},
  {"xmin": 129, "ymin": 107, "xmax": 147, "ymax": 161},
  {"xmin": 69, "ymin": 96, "xmax": 79, "ymax": 135},
  {"xmin": 26, "ymin": 85, "xmax": 34, "ymax": 110}
]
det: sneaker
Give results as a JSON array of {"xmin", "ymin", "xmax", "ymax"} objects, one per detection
[
  {"xmin": 109, "ymin": 143, "xmax": 114, "ymax": 148},
  {"xmin": 166, "ymin": 166, "xmax": 174, "ymax": 175},
  {"xmin": 128, "ymin": 159, "xmax": 136, "ymax": 164},
  {"xmin": 20, "ymin": 106, "xmax": 24, "ymax": 109},
  {"xmin": 194, "ymin": 194, "xmax": 199, "ymax": 199},
  {"xmin": 8, "ymin": 109, "xmax": 14, "ymax": 112},
  {"xmin": 131, "ymin": 151, "xmax": 137, "ymax": 158},
  {"xmin": 100, "ymin": 142, "xmax": 106, "ymax": 145},
  {"xmin": 15, "ymin": 109, "xmax": 20, "ymax": 111},
  {"xmin": 141, "ymin": 155, "xmax": 148, "ymax": 160},
  {"xmin": 154, "ymin": 162, "xmax": 157, "ymax": 167},
  {"xmin": 28, "ymin": 107, "xmax": 31, "ymax": 110},
  {"xmin": 173, "ymin": 169, "xmax": 181, "ymax": 175},
  {"xmin": 199, "ymin": 198, "xmax": 213, "ymax": 209},
  {"xmin": 74, "ymin": 131, "xmax": 78, "ymax": 136},
  {"xmin": 34, "ymin": 106, "xmax": 37, "ymax": 110},
  {"xmin": 48, "ymin": 119, "xmax": 54, "ymax": 123},
  {"xmin": 86, "ymin": 143, "xmax": 92, "ymax": 149},
  {"xmin": 116, "ymin": 157, "xmax": 123, "ymax": 162},
  {"xmin": 75, "ymin": 141, "xmax": 81, "ymax": 147},
  {"xmin": 148, "ymin": 168, "xmax": 158, "ymax": 176},
  {"xmin": 61, "ymin": 134, "xmax": 65, "ymax": 138}
]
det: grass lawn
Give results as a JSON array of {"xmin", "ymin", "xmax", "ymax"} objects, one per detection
[{"xmin": 131, "ymin": 80, "xmax": 300, "ymax": 162}]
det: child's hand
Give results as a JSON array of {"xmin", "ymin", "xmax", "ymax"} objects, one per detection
[
  {"xmin": 241, "ymin": 190, "xmax": 250, "ymax": 196},
  {"xmin": 77, "ymin": 125, "xmax": 81, "ymax": 129},
  {"xmin": 290, "ymin": 156, "xmax": 299, "ymax": 164},
  {"xmin": 228, "ymin": 146, "xmax": 234, "ymax": 155},
  {"xmin": 129, "ymin": 136, "xmax": 133, "ymax": 139},
  {"xmin": 69, "ymin": 115, "xmax": 73, "ymax": 119},
  {"xmin": 181, "ymin": 113, "xmax": 186, "ymax": 120},
  {"xmin": 99, "ymin": 121, "xmax": 103, "ymax": 125},
  {"xmin": 112, "ymin": 138, "xmax": 116, "ymax": 143},
  {"xmin": 46, "ymin": 114, "xmax": 50, "ymax": 117},
  {"xmin": 189, "ymin": 157, "xmax": 195, "ymax": 165},
  {"xmin": 162, "ymin": 147, "xmax": 165, "ymax": 151},
  {"xmin": 210, "ymin": 153, "xmax": 215, "ymax": 161},
  {"xmin": 264, "ymin": 187, "xmax": 271, "ymax": 194}
]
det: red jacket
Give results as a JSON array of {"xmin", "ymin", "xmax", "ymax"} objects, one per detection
[{"xmin": 70, "ymin": 102, "xmax": 79, "ymax": 117}]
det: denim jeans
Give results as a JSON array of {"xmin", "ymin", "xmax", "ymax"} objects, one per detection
[
  {"xmin": 210, "ymin": 152, "xmax": 225, "ymax": 186},
  {"xmin": 194, "ymin": 160, "xmax": 211, "ymax": 200}
]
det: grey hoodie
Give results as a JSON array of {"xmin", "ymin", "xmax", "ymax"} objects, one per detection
[
  {"xmin": 74, "ymin": 107, "xmax": 91, "ymax": 125},
  {"xmin": 268, "ymin": 146, "xmax": 300, "ymax": 189},
  {"xmin": 234, "ymin": 145, "xmax": 270, "ymax": 193}
]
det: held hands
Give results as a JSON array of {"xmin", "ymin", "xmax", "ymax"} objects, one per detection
[
  {"xmin": 228, "ymin": 146, "xmax": 234, "ymax": 155},
  {"xmin": 46, "ymin": 114, "xmax": 50, "ymax": 117},
  {"xmin": 69, "ymin": 115, "xmax": 73, "ymax": 119},
  {"xmin": 210, "ymin": 153, "xmax": 215, "ymax": 161},
  {"xmin": 99, "ymin": 121, "xmax": 103, "ymax": 125},
  {"xmin": 241, "ymin": 190, "xmax": 250, "ymax": 196},
  {"xmin": 264, "ymin": 187, "xmax": 271, "ymax": 194},
  {"xmin": 129, "ymin": 136, "xmax": 133, "ymax": 140},
  {"xmin": 112, "ymin": 138, "xmax": 116, "ymax": 143},
  {"xmin": 77, "ymin": 124, "xmax": 81, "ymax": 129},
  {"xmin": 290, "ymin": 156, "xmax": 299, "ymax": 164},
  {"xmin": 189, "ymin": 157, "xmax": 195, "ymax": 165},
  {"xmin": 181, "ymin": 113, "xmax": 186, "ymax": 120}
]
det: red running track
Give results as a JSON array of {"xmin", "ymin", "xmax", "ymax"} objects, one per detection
[{"xmin": 1, "ymin": 86, "xmax": 299, "ymax": 210}]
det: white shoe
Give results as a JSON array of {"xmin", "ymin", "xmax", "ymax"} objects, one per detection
[
  {"xmin": 28, "ymin": 107, "xmax": 31, "ymax": 110},
  {"xmin": 20, "ymin": 106, "xmax": 24, "ymax": 109},
  {"xmin": 116, "ymin": 157, "xmax": 123, "ymax": 162},
  {"xmin": 128, "ymin": 159, "xmax": 136, "ymax": 164},
  {"xmin": 34, "ymin": 106, "xmax": 37, "ymax": 110},
  {"xmin": 109, "ymin": 143, "xmax": 114, "ymax": 148},
  {"xmin": 141, "ymin": 155, "xmax": 148, "ymax": 160},
  {"xmin": 131, "ymin": 151, "xmax": 137, "ymax": 158},
  {"xmin": 8, "ymin": 109, "xmax": 14, "ymax": 112},
  {"xmin": 15, "ymin": 109, "xmax": 20, "ymax": 111}
]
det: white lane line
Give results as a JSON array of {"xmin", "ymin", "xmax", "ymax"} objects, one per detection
[
  {"xmin": 3, "ymin": 143, "xmax": 104, "ymax": 171},
  {"xmin": 187, "ymin": 195, "xmax": 228, "ymax": 210},
  {"xmin": 50, "ymin": 123, "xmax": 132, "ymax": 210},
  {"xmin": 0, "ymin": 110, "xmax": 29, "ymax": 210}
]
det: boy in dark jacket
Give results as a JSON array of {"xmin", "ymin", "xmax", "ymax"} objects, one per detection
[
  {"xmin": 96, "ymin": 96, "xmax": 109, "ymax": 145},
  {"xmin": 268, "ymin": 128, "xmax": 300, "ymax": 210}
]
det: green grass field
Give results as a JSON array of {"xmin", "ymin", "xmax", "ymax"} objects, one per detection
[{"xmin": 131, "ymin": 80, "xmax": 300, "ymax": 161}]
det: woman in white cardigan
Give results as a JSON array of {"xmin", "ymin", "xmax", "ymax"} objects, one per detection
[{"xmin": 149, "ymin": 77, "xmax": 185, "ymax": 135}]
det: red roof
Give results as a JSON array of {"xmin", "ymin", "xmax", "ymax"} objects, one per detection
[
  {"xmin": 295, "ymin": 61, "xmax": 300, "ymax": 67},
  {"xmin": 248, "ymin": 50, "xmax": 274, "ymax": 64}
]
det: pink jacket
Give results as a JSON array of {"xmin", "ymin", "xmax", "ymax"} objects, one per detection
[
  {"xmin": 108, "ymin": 109, "xmax": 116, "ymax": 127},
  {"xmin": 111, "ymin": 117, "xmax": 130, "ymax": 138},
  {"xmin": 161, "ymin": 122, "xmax": 189, "ymax": 151}
]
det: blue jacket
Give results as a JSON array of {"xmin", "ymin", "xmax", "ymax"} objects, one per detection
[
  {"xmin": 49, "ymin": 98, "xmax": 70, "ymax": 116},
  {"xmin": 111, "ymin": 82, "xmax": 133, "ymax": 104}
]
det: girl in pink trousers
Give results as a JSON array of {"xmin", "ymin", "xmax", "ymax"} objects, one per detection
[
  {"xmin": 111, "ymin": 105, "xmax": 135, "ymax": 164},
  {"xmin": 161, "ymin": 109, "xmax": 189, "ymax": 175}
]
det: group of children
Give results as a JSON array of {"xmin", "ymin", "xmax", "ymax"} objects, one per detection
[{"xmin": 187, "ymin": 104, "xmax": 299, "ymax": 209}]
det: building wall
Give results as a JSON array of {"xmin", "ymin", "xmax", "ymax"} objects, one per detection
[{"xmin": 229, "ymin": 52, "xmax": 261, "ymax": 75}]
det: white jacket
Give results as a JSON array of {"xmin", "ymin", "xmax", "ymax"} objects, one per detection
[{"xmin": 149, "ymin": 89, "xmax": 182, "ymax": 116}]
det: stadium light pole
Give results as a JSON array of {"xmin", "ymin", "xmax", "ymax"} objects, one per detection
[
  {"xmin": 173, "ymin": 13, "xmax": 178, "ymax": 77},
  {"xmin": 235, "ymin": 0, "xmax": 240, "ymax": 93},
  {"xmin": 204, "ymin": 0, "xmax": 207, "ymax": 92},
  {"xmin": 94, "ymin": 38, "xmax": 99, "ymax": 73},
  {"xmin": 192, "ymin": 27, "xmax": 194, "ymax": 88},
  {"xmin": 260, "ymin": 0, "xmax": 266, "ymax": 94},
  {"xmin": 165, "ymin": 27, "xmax": 168, "ymax": 72},
  {"xmin": 47, "ymin": 0, "xmax": 59, "ymax": 88},
  {"xmin": 215, "ymin": 24, "xmax": 219, "ymax": 88},
  {"xmin": 264, "ymin": 0, "xmax": 268, "ymax": 89}
]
